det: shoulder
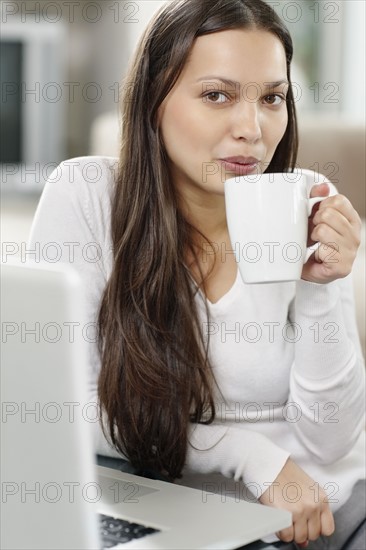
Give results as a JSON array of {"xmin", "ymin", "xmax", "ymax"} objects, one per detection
[
  {"xmin": 33, "ymin": 156, "xmax": 119, "ymax": 249},
  {"xmin": 44, "ymin": 155, "xmax": 118, "ymax": 223},
  {"xmin": 47, "ymin": 155, "xmax": 119, "ymax": 200}
]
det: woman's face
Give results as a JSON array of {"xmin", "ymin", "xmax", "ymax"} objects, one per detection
[{"xmin": 157, "ymin": 29, "xmax": 289, "ymax": 201}]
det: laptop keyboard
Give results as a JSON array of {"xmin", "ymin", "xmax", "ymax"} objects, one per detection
[{"xmin": 99, "ymin": 513, "xmax": 160, "ymax": 548}]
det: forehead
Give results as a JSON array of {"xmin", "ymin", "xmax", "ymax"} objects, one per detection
[{"xmin": 181, "ymin": 28, "xmax": 287, "ymax": 84}]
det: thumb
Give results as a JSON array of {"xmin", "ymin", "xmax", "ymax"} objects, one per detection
[{"xmin": 310, "ymin": 182, "xmax": 330, "ymax": 198}]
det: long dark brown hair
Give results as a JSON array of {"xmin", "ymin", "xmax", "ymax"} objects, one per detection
[{"xmin": 97, "ymin": 0, "xmax": 299, "ymax": 480}]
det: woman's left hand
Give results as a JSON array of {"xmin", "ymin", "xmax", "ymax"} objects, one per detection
[{"xmin": 301, "ymin": 183, "xmax": 362, "ymax": 284}]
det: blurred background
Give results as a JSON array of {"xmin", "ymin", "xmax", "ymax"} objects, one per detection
[{"xmin": 1, "ymin": 0, "xmax": 365, "ymax": 351}]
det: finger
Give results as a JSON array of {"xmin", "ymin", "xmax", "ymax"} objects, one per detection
[
  {"xmin": 310, "ymin": 230, "xmax": 355, "ymax": 269},
  {"xmin": 293, "ymin": 518, "xmax": 309, "ymax": 546},
  {"xmin": 320, "ymin": 507, "xmax": 335, "ymax": 537},
  {"xmin": 313, "ymin": 244, "xmax": 344, "ymax": 273},
  {"xmin": 309, "ymin": 183, "xmax": 330, "ymax": 198},
  {"xmin": 310, "ymin": 223, "xmax": 344, "ymax": 251},
  {"xmin": 276, "ymin": 525, "xmax": 295, "ymax": 544},
  {"xmin": 316, "ymin": 194, "xmax": 362, "ymax": 227},
  {"xmin": 312, "ymin": 207, "xmax": 353, "ymax": 240},
  {"xmin": 308, "ymin": 184, "xmax": 330, "ymax": 222},
  {"xmin": 307, "ymin": 510, "xmax": 322, "ymax": 541}
]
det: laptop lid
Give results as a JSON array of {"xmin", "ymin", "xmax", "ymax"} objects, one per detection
[
  {"xmin": 1, "ymin": 259, "xmax": 291, "ymax": 549},
  {"xmin": 1, "ymin": 259, "xmax": 100, "ymax": 549}
]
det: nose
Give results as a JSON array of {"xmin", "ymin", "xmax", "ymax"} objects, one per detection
[{"xmin": 231, "ymin": 101, "xmax": 262, "ymax": 143}]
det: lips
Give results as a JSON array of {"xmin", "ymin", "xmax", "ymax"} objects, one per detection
[
  {"xmin": 220, "ymin": 156, "xmax": 260, "ymax": 165},
  {"xmin": 219, "ymin": 156, "xmax": 260, "ymax": 176}
]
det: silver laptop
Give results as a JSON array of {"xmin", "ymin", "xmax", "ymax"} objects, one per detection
[{"xmin": 1, "ymin": 259, "xmax": 291, "ymax": 549}]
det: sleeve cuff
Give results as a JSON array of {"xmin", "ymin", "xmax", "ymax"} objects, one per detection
[
  {"xmin": 295, "ymin": 278, "xmax": 340, "ymax": 317},
  {"xmin": 186, "ymin": 423, "xmax": 291, "ymax": 498}
]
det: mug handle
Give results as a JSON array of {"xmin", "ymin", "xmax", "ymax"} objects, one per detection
[{"xmin": 304, "ymin": 196, "xmax": 327, "ymax": 263}]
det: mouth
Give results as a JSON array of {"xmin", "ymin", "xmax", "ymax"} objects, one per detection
[{"xmin": 219, "ymin": 156, "xmax": 260, "ymax": 176}]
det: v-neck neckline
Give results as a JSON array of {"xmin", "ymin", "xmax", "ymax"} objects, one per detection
[{"xmin": 189, "ymin": 266, "xmax": 240, "ymax": 310}]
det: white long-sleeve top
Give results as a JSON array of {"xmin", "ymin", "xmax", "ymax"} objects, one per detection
[{"xmin": 27, "ymin": 156, "xmax": 365, "ymax": 533}]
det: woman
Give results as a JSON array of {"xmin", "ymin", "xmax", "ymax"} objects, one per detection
[{"xmin": 28, "ymin": 0, "xmax": 365, "ymax": 548}]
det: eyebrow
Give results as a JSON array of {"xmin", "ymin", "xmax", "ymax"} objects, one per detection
[{"xmin": 195, "ymin": 76, "xmax": 289, "ymax": 88}]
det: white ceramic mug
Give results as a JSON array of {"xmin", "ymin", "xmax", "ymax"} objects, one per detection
[{"xmin": 224, "ymin": 171, "xmax": 326, "ymax": 283}]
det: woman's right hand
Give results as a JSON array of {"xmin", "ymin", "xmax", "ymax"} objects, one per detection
[{"xmin": 259, "ymin": 458, "xmax": 335, "ymax": 546}]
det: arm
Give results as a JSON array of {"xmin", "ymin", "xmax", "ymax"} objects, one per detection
[
  {"xmin": 288, "ymin": 275, "xmax": 365, "ymax": 464},
  {"xmin": 27, "ymin": 157, "xmax": 122, "ymax": 460},
  {"xmin": 286, "ymin": 173, "xmax": 365, "ymax": 463},
  {"xmin": 185, "ymin": 421, "xmax": 290, "ymax": 497}
]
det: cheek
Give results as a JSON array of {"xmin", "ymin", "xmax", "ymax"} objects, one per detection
[
  {"xmin": 267, "ymin": 110, "xmax": 288, "ymax": 150},
  {"xmin": 160, "ymin": 103, "xmax": 206, "ymax": 159}
]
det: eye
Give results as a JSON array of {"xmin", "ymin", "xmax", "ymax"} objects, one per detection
[
  {"xmin": 263, "ymin": 94, "xmax": 286, "ymax": 106},
  {"xmin": 203, "ymin": 91, "xmax": 230, "ymax": 104}
]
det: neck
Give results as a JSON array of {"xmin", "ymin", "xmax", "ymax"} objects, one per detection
[
  {"xmin": 177, "ymin": 188, "xmax": 232, "ymax": 275},
  {"xmin": 177, "ymin": 188, "xmax": 228, "ymax": 244}
]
